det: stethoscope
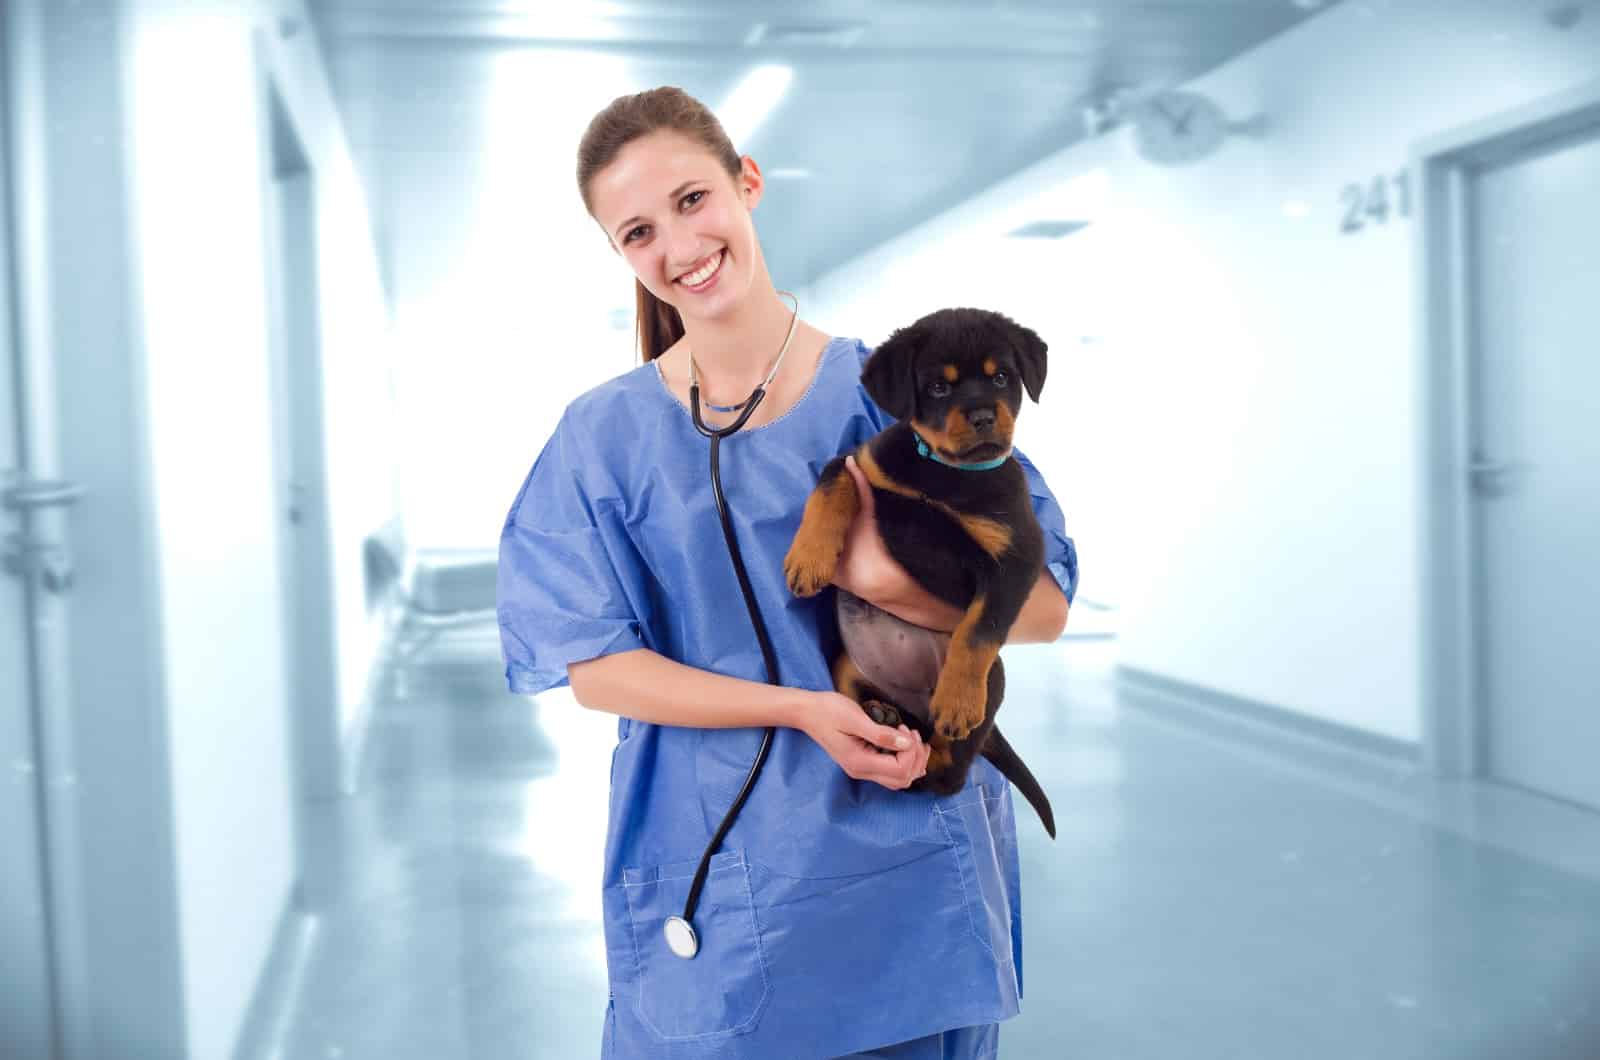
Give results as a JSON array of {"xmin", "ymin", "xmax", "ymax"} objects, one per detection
[{"xmin": 661, "ymin": 291, "xmax": 800, "ymax": 961}]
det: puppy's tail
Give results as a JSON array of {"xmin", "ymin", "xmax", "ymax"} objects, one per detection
[{"xmin": 981, "ymin": 725, "xmax": 1056, "ymax": 839}]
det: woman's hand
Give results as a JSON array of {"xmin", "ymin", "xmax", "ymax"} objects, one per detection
[
  {"xmin": 832, "ymin": 455, "xmax": 965, "ymax": 632},
  {"xmin": 831, "ymin": 454, "xmax": 914, "ymax": 603},
  {"xmin": 799, "ymin": 690, "xmax": 929, "ymax": 790}
]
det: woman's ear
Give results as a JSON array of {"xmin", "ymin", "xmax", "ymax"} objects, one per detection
[
  {"xmin": 861, "ymin": 323, "xmax": 923, "ymax": 421},
  {"xmin": 739, "ymin": 155, "xmax": 765, "ymax": 209}
]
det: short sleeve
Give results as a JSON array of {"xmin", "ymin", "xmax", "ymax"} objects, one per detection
[
  {"xmin": 1011, "ymin": 446, "xmax": 1079, "ymax": 606},
  {"xmin": 853, "ymin": 339, "xmax": 897, "ymax": 433},
  {"xmin": 496, "ymin": 411, "xmax": 651, "ymax": 695}
]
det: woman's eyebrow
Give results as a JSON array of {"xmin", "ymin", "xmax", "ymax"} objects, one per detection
[{"xmin": 613, "ymin": 180, "xmax": 700, "ymax": 238}]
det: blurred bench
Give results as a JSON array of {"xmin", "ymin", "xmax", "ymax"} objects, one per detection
[{"xmin": 364, "ymin": 519, "xmax": 497, "ymax": 659}]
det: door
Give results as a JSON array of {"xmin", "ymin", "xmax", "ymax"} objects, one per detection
[
  {"xmin": 0, "ymin": 59, "xmax": 58, "ymax": 1060},
  {"xmin": 1471, "ymin": 121, "xmax": 1600, "ymax": 811},
  {"xmin": 260, "ymin": 75, "xmax": 341, "ymax": 882},
  {"xmin": 1, "ymin": 4, "xmax": 85, "ymax": 1054}
]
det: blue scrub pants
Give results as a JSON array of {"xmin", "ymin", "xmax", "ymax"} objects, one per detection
[{"xmin": 836, "ymin": 1023, "xmax": 1000, "ymax": 1059}]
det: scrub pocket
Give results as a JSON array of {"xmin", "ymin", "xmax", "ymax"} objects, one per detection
[
  {"xmin": 621, "ymin": 849, "xmax": 771, "ymax": 1042},
  {"xmin": 933, "ymin": 784, "xmax": 1018, "ymax": 984}
]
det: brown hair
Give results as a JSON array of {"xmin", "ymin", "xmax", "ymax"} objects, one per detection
[{"xmin": 577, "ymin": 86, "xmax": 743, "ymax": 364}]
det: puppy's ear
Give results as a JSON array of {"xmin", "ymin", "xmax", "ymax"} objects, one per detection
[
  {"xmin": 861, "ymin": 322, "xmax": 924, "ymax": 421},
  {"xmin": 1007, "ymin": 319, "xmax": 1048, "ymax": 403}
]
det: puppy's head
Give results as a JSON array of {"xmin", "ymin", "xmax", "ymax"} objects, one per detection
[{"xmin": 861, "ymin": 307, "xmax": 1047, "ymax": 464}]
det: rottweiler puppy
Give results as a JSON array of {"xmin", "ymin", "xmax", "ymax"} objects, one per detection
[{"xmin": 784, "ymin": 307, "xmax": 1056, "ymax": 837}]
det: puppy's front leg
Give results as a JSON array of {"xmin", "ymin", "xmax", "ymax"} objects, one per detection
[
  {"xmin": 928, "ymin": 595, "xmax": 1004, "ymax": 741},
  {"xmin": 784, "ymin": 453, "xmax": 859, "ymax": 597}
]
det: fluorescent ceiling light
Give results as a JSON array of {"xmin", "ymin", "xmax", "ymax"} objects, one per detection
[
  {"xmin": 718, "ymin": 65, "xmax": 793, "ymax": 152},
  {"xmin": 1006, "ymin": 220, "xmax": 1091, "ymax": 239}
]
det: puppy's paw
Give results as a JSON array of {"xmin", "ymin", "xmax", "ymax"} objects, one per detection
[
  {"xmin": 860, "ymin": 699, "xmax": 904, "ymax": 729},
  {"xmin": 930, "ymin": 680, "xmax": 986, "ymax": 742},
  {"xmin": 860, "ymin": 699, "xmax": 904, "ymax": 754},
  {"xmin": 783, "ymin": 538, "xmax": 838, "ymax": 597}
]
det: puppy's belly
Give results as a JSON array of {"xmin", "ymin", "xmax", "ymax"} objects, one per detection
[{"xmin": 836, "ymin": 589, "xmax": 950, "ymax": 725}]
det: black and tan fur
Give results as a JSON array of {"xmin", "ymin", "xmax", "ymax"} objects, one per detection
[{"xmin": 784, "ymin": 307, "xmax": 1056, "ymax": 837}]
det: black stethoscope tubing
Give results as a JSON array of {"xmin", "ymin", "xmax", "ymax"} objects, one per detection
[{"xmin": 662, "ymin": 379, "xmax": 782, "ymax": 961}]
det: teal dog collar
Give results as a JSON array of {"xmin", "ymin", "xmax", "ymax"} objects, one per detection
[{"xmin": 912, "ymin": 431, "xmax": 1010, "ymax": 471}]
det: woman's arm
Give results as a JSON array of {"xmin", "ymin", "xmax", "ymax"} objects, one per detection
[
  {"xmin": 566, "ymin": 648, "xmax": 932, "ymax": 789},
  {"xmin": 871, "ymin": 568, "xmax": 1068, "ymax": 642},
  {"xmin": 831, "ymin": 456, "xmax": 1069, "ymax": 643},
  {"xmin": 567, "ymin": 648, "xmax": 812, "ymax": 728}
]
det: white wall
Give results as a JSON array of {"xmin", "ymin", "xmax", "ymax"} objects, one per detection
[
  {"xmin": 810, "ymin": 0, "xmax": 1600, "ymax": 744},
  {"xmin": 123, "ymin": 2, "xmax": 398, "ymax": 1056},
  {"xmin": 380, "ymin": 50, "xmax": 644, "ymax": 548}
]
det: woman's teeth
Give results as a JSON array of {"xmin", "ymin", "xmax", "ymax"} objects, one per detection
[{"xmin": 678, "ymin": 250, "xmax": 723, "ymax": 287}]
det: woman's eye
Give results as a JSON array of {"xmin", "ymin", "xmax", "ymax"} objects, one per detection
[
  {"xmin": 681, "ymin": 190, "xmax": 706, "ymax": 209},
  {"xmin": 624, "ymin": 225, "xmax": 648, "ymax": 244},
  {"xmin": 992, "ymin": 372, "xmax": 1008, "ymax": 387}
]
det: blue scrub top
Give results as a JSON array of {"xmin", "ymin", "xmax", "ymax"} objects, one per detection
[{"xmin": 497, "ymin": 335, "xmax": 1078, "ymax": 1059}]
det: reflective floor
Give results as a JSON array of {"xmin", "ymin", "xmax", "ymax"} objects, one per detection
[{"xmin": 268, "ymin": 622, "xmax": 1600, "ymax": 1059}]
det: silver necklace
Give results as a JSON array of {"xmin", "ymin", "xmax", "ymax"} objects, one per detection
[{"xmin": 687, "ymin": 291, "xmax": 800, "ymax": 413}]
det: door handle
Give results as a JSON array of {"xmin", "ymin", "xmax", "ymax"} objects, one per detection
[
  {"xmin": 1, "ymin": 471, "xmax": 84, "ymax": 593},
  {"xmin": 2, "ymin": 472, "xmax": 87, "ymax": 511},
  {"xmin": 1466, "ymin": 458, "xmax": 1527, "ymax": 496}
]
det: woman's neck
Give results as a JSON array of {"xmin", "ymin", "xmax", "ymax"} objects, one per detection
[{"xmin": 678, "ymin": 287, "xmax": 800, "ymax": 402}]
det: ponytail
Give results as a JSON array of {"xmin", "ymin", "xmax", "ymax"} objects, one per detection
[{"xmin": 635, "ymin": 279, "xmax": 683, "ymax": 365}]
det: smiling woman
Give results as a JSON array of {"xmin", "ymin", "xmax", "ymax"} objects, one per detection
[{"xmin": 494, "ymin": 83, "xmax": 1079, "ymax": 1060}]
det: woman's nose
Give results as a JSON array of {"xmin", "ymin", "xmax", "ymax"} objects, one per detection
[{"xmin": 661, "ymin": 221, "xmax": 701, "ymax": 270}]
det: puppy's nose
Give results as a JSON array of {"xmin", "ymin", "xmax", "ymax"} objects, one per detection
[{"xmin": 968, "ymin": 407, "xmax": 996, "ymax": 433}]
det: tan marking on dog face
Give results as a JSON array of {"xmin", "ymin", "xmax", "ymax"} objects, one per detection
[
  {"xmin": 905, "ymin": 414, "xmax": 966, "ymax": 466},
  {"xmin": 957, "ymin": 513, "xmax": 1012, "ymax": 559},
  {"xmin": 994, "ymin": 401, "xmax": 1015, "ymax": 444},
  {"xmin": 943, "ymin": 364, "xmax": 959, "ymax": 383},
  {"xmin": 941, "ymin": 407, "xmax": 978, "ymax": 453},
  {"xmin": 983, "ymin": 357, "xmax": 997, "ymax": 376}
]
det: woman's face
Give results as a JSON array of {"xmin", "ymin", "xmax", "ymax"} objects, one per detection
[{"xmin": 587, "ymin": 129, "xmax": 766, "ymax": 322}]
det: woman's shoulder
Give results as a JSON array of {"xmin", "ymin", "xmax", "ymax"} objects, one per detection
[
  {"xmin": 561, "ymin": 358, "xmax": 661, "ymax": 427},
  {"xmin": 833, "ymin": 334, "xmax": 871, "ymax": 361},
  {"xmin": 816, "ymin": 333, "xmax": 874, "ymax": 375},
  {"xmin": 813, "ymin": 333, "xmax": 872, "ymax": 384}
]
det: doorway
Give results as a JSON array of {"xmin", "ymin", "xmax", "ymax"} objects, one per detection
[
  {"xmin": 1417, "ymin": 77, "xmax": 1600, "ymax": 812},
  {"xmin": 259, "ymin": 75, "xmax": 340, "ymax": 897}
]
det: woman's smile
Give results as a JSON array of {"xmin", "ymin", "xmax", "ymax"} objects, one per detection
[{"xmin": 675, "ymin": 248, "xmax": 726, "ymax": 293}]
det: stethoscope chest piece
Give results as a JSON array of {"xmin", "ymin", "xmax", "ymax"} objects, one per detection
[{"xmin": 664, "ymin": 915, "xmax": 699, "ymax": 960}]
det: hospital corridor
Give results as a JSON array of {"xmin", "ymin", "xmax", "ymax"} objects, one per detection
[{"xmin": 2, "ymin": 2, "xmax": 1598, "ymax": 1058}]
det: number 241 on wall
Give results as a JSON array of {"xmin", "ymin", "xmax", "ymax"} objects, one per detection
[{"xmin": 1340, "ymin": 170, "xmax": 1411, "ymax": 234}]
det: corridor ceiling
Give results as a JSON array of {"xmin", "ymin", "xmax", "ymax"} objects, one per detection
[{"xmin": 308, "ymin": 0, "xmax": 1334, "ymax": 305}]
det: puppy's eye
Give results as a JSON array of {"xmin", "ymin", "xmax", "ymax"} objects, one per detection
[
  {"xmin": 992, "ymin": 372, "xmax": 1008, "ymax": 387},
  {"xmin": 927, "ymin": 381, "xmax": 950, "ymax": 398}
]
